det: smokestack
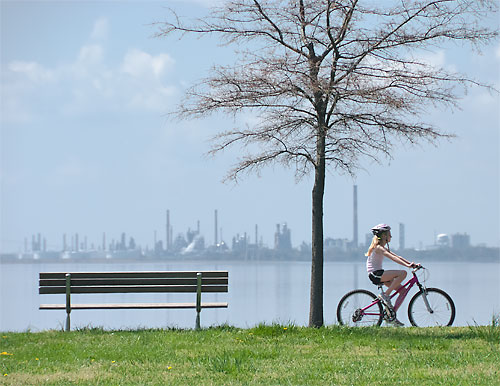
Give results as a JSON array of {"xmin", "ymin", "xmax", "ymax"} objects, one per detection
[
  {"xmin": 353, "ymin": 185, "xmax": 358, "ymax": 248},
  {"xmin": 166, "ymin": 210, "xmax": 171, "ymax": 251},
  {"xmin": 214, "ymin": 209, "xmax": 218, "ymax": 246},
  {"xmin": 102, "ymin": 232, "xmax": 106, "ymax": 251},
  {"xmin": 399, "ymin": 223, "xmax": 405, "ymax": 250},
  {"xmin": 255, "ymin": 224, "xmax": 258, "ymax": 246}
]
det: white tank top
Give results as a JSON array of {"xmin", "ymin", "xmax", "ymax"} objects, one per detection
[{"xmin": 366, "ymin": 247, "xmax": 385, "ymax": 273}]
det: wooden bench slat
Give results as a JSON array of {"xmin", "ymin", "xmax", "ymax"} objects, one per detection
[
  {"xmin": 40, "ymin": 271, "xmax": 228, "ymax": 279},
  {"xmin": 38, "ymin": 270, "xmax": 229, "ymax": 331},
  {"xmin": 39, "ymin": 278, "xmax": 228, "ymax": 286},
  {"xmin": 40, "ymin": 302, "xmax": 228, "ymax": 310},
  {"xmin": 39, "ymin": 285, "xmax": 228, "ymax": 294}
]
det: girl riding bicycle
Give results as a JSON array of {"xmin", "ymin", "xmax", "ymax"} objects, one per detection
[{"xmin": 366, "ymin": 224, "xmax": 420, "ymax": 326}]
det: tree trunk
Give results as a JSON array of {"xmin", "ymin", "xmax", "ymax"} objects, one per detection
[{"xmin": 309, "ymin": 128, "xmax": 326, "ymax": 328}]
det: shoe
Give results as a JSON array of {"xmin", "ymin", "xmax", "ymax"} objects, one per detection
[
  {"xmin": 388, "ymin": 318, "xmax": 405, "ymax": 327},
  {"xmin": 378, "ymin": 293, "xmax": 393, "ymax": 310}
]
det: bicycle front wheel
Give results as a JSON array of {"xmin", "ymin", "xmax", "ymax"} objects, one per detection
[
  {"xmin": 408, "ymin": 288, "xmax": 455, "ymax": 327},
  {"xmin": 337, "ymin": 289, "xmax": 383, "ymax": 326}
]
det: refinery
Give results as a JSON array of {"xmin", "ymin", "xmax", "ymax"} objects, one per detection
[{"xmin": 1, "ymin": 186, "xmax": 497, "ymax": 263}]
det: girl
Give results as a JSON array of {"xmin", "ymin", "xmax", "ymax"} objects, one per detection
[{"xmin": 366, "ymin": 224, "xmax": 420, "ymax": 326}]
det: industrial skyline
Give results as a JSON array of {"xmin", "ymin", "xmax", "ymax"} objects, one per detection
[
  {"xmin": 1, "ymin": 2, "xmax": 498, "ymax": 257},
  {"xmin": 8, "ymin": 185, "xmax": 488, "ymax": 256}
]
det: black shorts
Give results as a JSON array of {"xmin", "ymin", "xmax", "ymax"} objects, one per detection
[{"xmin": 368, "ymin": 270, "xmax": 385, "ymax": 285}]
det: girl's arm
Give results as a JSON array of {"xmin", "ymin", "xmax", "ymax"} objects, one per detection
[{"xmin": 380, "ymin": 247, "xmax": 414, "ymax": 268}]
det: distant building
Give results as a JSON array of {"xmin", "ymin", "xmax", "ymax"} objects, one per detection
[
  {"xmin": 154, "ymin": 240, "xmax": 164, "ymax": 255},
  {"xmin": 172, "ymin": 234, "xmax": 188, "ymax": 253},
  {"xmin": 436, "ymin": 234, "xmax": 450, "ymax": 248},
  {"xmin": 451, "ymin": 233, "xmax": 470, "ymax": 248},
  {"xmin": 182, "ymin": 235, "xmax": 205, "ymax": 254},
  {"xmin": 325, "ymin": 237, "xmax": 351, "ymax": 252},
  {"xmin": 275, "ymin": 223, "xmax": 292, "ymax": 250},
  {"xmin": 364, "ymin": 233, "xmax": 373, "ymax": 249}
]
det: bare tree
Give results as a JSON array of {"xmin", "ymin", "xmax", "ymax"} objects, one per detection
[{"xmin": 155, "ymin": 0, "xmax": 498, "ymax": 327}]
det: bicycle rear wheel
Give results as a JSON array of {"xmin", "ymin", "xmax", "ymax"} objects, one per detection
[
  {"xmin": 408, "ymin": 288, "xmax": 455, "ymax": 327},
  {"xmin": 337, "ymin": 289, "xmax": 383, "ymax": 326}
]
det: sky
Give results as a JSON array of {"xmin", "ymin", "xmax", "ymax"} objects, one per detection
[{"xmin": 1, "ymin": 0, "xmax": 499, "ymax": 253}]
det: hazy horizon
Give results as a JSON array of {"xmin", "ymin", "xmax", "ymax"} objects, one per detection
[{"xmin": 1, "ymin": 1, "xmax": 499, "ymax": 254}]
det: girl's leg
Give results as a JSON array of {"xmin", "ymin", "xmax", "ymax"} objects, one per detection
[{"xmin": 381, "ymin": 270, "xmax": 407, "ymax": 296}]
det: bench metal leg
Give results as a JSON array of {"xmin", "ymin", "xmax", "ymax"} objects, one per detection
[
  {"xmin": 65, "ymin": 273, "xmax": 71, "ymax": 332},
  {"xmin": 195, "ymin": 272, "xmax": 201, "ymax": 330}
]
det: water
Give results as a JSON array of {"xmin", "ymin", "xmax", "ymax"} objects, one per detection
[{"xmin": 1, "ymin": 260, "xmax": 499, "ymax": 331}]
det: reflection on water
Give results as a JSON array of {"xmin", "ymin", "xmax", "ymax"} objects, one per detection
[{"xmin": 1, "ymin": 260, "xmax": 499, "ymax": 331}]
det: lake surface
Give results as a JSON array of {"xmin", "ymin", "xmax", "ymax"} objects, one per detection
[{"xmin": 1, "ymin": 260, "xmax": 499, "ymax": 331}]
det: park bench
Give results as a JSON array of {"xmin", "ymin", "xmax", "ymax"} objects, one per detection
[{"xmin": 39, "ymin": 270, "xmax": 228, "ymax": 331}]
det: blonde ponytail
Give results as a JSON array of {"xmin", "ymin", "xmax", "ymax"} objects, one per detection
[
  {"xmin": 365, "ymin": 232, "xmax": 391, "ymax": 256},
  {"xmin": 365, "ymin": 235, "xmax": 380, "ymax": 257}
]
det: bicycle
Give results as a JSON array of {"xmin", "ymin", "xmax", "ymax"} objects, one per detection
[{"xmin": 336, "ymin": 265, "xmax": 455, "ymax": 327}]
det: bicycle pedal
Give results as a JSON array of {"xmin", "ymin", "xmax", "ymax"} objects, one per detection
[{"xmin": 383, "ymin": 308, "xmax": 396, "ymax": 322}]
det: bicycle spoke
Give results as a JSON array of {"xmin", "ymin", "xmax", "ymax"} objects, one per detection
[
  {"xmin": 408, "ymin": 288, "xmax": 455, "ymax": 327},
  {"xmin": 337, "ymin": 290, "xmax": 383, "ymax": 327}
]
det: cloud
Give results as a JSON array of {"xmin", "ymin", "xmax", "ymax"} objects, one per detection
[
  {"xmin": 91, "ymin": 17, "xmax": 109, "ymax": 40},
  {"xmin": 77, "ymin": 44, "xmax": 104, "ymax": 66},
  {"xmin": 0, "ymin": 14, "xmax": 180, "ymax": 123},
  {"xmin": 8, "ymin": 61, "xmax": 54, "ymax": 83},
  {"xmin": 2, "ymin": 44, "xmax": 177, "ymax": 122},
  {"xmin": 418, "ymin": 50, "xmax": 446, "ymax": 69},
  {"xmin": 122, "ymin": 48, "xmax": 175, "ymax": 79}
]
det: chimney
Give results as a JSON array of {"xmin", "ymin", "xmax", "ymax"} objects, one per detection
[
  {"xmin": 399, "ymin": 223, "xmax": 405, "ymax": 250},
  {"xmin": 166, "ymin": 210, "xmax": 171, "ymax": 251}
]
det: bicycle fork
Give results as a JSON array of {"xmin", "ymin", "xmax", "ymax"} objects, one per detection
[{"xmin": 418, "ymin": 284, "xmax": 434, "ymax": 314}]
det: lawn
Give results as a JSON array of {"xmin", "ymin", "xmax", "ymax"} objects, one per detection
[{"xmin": 1, "ymin": 323, "xmax": 499, "ymax": 385}]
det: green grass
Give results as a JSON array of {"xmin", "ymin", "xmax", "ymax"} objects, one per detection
[{"xmin": 1, "ymin": 323, "xmax": 499, "ymax": 385}]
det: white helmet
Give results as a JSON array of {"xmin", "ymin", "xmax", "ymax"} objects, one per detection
[{"xmin": 371, "ymin": 224, "xmax": 391, "ymax": 236}]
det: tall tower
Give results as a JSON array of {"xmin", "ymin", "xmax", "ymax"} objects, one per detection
[
  {"xmin": 214, "ymin": 209, "xmax": 218, "ymax": 246},
  {"xmin": 166, "ymin": 210, "xmax": 171, "ymax": 252},
  {"xmin": 399, "ymin": 223, "xmax": 405, "ymax": 250},
  {"xmin": 353, "ymin": 185, "xmax": 358, "ymax": 248}
]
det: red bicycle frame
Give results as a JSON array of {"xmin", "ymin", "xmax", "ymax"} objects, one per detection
[{"xmin": 360, "ymin": 268, "xmax": 424, "ymax": 317}]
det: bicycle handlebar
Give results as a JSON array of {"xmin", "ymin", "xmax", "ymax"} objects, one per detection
[{"xmin": 412, "ymin": 264, "xmax": 425, "ymax": 273}]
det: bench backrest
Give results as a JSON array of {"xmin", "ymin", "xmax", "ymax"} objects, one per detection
[{"xmin": 39, "ymin": 271, "xmax": 229, "ymax": 294}]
